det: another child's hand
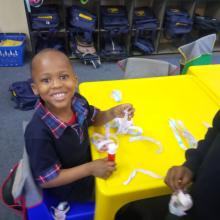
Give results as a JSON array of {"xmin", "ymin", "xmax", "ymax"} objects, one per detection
[
  {"xmin": 111, "ymin": 103, "xmax": 135, "ymax": 120},
  {"xmin": 90, "ymin": 158, "xmax": 116, "ymax": 179},
  {"xmin": 164, "ymin": 165, "xmax": 193, "ymax": 191}
]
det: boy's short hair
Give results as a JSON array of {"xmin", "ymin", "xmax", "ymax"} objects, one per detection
[{"xmin": 31, "ymin": 49, "xmax": 73, "ymax": 80}]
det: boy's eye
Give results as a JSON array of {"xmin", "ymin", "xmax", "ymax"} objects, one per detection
[
  {"xmin": 41, "ymin": 78, "xmax": 50, "ymax": 83},
  {"xmin": 60, "ymin": 74, "xmax": 69, "ymax": 80}
]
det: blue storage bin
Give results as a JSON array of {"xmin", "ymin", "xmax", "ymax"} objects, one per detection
[
  {"xmin": 27, "ymin": 191, "xmax": 95, "ymax": 220},
  {"xmin": 0, "ymin": 33, "xmax": 26, "ymax": 67}
]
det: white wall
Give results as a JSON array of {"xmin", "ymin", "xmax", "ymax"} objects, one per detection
[{"xmin": 0, "ymin": 0, "xmax": 31, "ymax": 50}]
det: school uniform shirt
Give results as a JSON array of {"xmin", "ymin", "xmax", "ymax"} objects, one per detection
[
  {"xmin": 183, "ymin": 110, "xmax": 220, "ymax": 220},
  {"xmin": 25, "ymin": 93, "xmax": 99, "ymax": 202}
]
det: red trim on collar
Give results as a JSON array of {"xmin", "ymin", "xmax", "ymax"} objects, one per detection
[{"xmin": 66, "ymin": 112, "xmax": 76, "ymax": 125}]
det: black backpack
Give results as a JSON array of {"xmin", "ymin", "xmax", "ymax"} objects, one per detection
[
  {"xmin": 35, "ymin": 33, "xmax": 65, "ymax": 53},
  {"xmin": 9, "ymin": 79, "xmax": 38, "ymax": 111},
  {"xmin": 30, "ymin": 6, "xmax": 60, "ymax": 31},
  {"xmin": 194, "ymin": 15, "xmax": 220, "ymax": 33}
]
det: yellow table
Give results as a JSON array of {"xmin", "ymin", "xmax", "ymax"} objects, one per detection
[
  {"xmin": 187, "ymin": 64, "xmax": 220, "ymax": 104},
  {"xmin": 79, "ymin": 75, "xmax": 219, "ymax": 220}
]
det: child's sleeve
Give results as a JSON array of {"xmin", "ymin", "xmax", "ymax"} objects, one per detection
[
  {"xmin": 183, "ymin": 110, "xmax": 220, "ymax": 175},
  {"xmin": 75, "ymin": 93, "xmax": 100, "ymax": 126},
  {"xmin": 87, "ymin": 104, "xmax": 100, "ymax": 126},
  {"xmin": 25, "ymin": 137, "xmax": 61, "ymax": 185}
]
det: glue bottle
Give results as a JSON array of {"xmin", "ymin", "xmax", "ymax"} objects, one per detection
[{"xmin": 107, "ymin": 143, "xmax": 117, "ymax": 161}]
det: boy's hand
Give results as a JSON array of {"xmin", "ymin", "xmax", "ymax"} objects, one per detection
[
  {"xmin": 90, "ymin": 158, "xmax": 116, "ymax": 179},
  {"xmin": 164, "ymin": 165, "xmax": 193, "ymax": 191},
  {"xmin": 111, "ymin": 103, "xmax": 135, "ymax": 120}
]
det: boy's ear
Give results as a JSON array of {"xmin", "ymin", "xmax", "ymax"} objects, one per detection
[
  {"xmin": 31, "ymin": 83, "xmax": 39, "ymax": 96},
  {"xmin": 75, "ymin": 76, "xmax": 79, "ymax": 86}
]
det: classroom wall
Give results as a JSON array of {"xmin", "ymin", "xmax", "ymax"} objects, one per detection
[{"xmin": 0, "ymin": 0, "xmax": 31, "ymax": 51}]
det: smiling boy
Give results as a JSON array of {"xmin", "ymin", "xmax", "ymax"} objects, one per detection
[{"xmin": 25, "ymin": 48, "xmax": 134, "ymax": 201}]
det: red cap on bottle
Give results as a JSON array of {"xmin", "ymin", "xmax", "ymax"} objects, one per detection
[
  {"xmin": 108, "ymin": 153, "xmax": 115, "ymax": 161},
  {"xmin": 107, "ymin": 143, "xmax": 117, "ymax": 161}
]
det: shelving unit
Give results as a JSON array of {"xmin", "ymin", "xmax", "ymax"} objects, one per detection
[
  {"xmin": 27, "ymin": 0, "xmax": 68, "ymax": 54},
  {"xmin": 26, "ymin": 0, "xmax": 220, "ymax": 60}
]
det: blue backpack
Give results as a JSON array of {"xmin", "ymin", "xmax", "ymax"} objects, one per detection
[
  {"xmin": 101, "ymin": 37, "xmax": 127, "ymax": 59},
  {"xmin": 68, "ymin": 6, "xmax": 101, "ymax": 68},
  {"xmin": 100, "ymin": 6, "xmax": 129, "ymax": 58},
  {"xmin": 9, "ymin": 79, "xmax": 38, "ymax": 111},
  {"xmin": 133, "ymin": 7, "xmax": 158, "ymax": 30},
  {"xmin": 69, "ymin": 6, "xmax": 96, "ymax": 32},
  {"xmin": 133, "ymin": 7, "xmax": 158, "ymax": 54},
  {"xmin": 31, "ymin": 6, "xmax": 60, "ymax": 30},
  {"xmin": 69, "ymin": 6, "xmax": 96, "ymax": 43},
  {"xmin": 101, "ymin": 6, "xmax": 129, "ymax": 35},
  {"xmin": 165, "ymin": 9, "xmax": 192, "ymax": 38}
]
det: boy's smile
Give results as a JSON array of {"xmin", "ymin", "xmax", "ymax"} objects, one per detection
[
  {"xmin": 51, "ymin": 92, "xmax": 66, "ymax": 101},
  {"xmin": 31, "ymin": 50, "xmax": 78, "ymax": 115}
]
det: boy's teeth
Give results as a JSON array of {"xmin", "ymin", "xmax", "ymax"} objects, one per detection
[{"xmin": 53, "ymin": 93, "xmax": 65, "ymax": 99}]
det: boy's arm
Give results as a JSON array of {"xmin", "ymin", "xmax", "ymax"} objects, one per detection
[
  {"xmin": 165, "ymin": 110, "xmax": 220, "ymax": 191},
  {"xmin": 41, "ymin": 163, "xmax": 93, "ymax": 188},
  {"xmin": 41, "ymin": 158, "xmax": 116, "ymax": 188},
  {"xmin": 25, "ymin": 131, "xmax": 116, "ymax": 189},
  {"xmin": 92, "ymin": 103, "xmax": 134, "ymax": 126},
  {"xmin": 92, "ymin": 109, "xmax": 114, "ymax": 126}
]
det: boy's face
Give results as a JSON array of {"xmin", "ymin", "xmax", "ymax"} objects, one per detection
[{"xmin": 31, "ymin": 51, "xmax": 77, "ymax": 112}]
